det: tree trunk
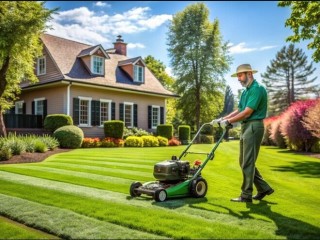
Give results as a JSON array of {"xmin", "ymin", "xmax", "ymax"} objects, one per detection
[
  {"xmin": 0, "ymin": 57, "xmax": 10, "ymax": 137},
  {"xmin": 0, "ymin": 110, "xmax": 7, "ymax": 137}
]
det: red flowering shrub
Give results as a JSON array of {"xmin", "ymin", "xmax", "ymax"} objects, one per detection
[
  {"xmin": 269, "ymin": 116, "xmax": 287, "ymax": 149},
  {"xmin": 168, "ymin": 137, "xmax": 181, "ymax": 146},
  {"xmin": 101, "ymin": 137, "xmax": 124, "ymax": 148},
  {"xmin": 262, "ymin": 116, "xmax": 278, "ymax": 146},
  {"xmin": 280, "ymin": 99, "xmax": 318, "ymax": 152},
  {"xmin": 302, "ymin": 98, "xmax": 320, "ymax": 138},
  {"xmin": 81, "ymin": 138, "xmax": 100, "ymax": 148}
]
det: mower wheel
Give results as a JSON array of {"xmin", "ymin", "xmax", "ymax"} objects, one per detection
[
  {"xmin": 190, "ymin": 178, "xmax": 208, "ymax": 198},
  {"xmin": 154, "ymin": 189, "xmax": 167, "ymax": 202},
  {"xmin": 130, "ymin": 181, "xmax": 142, "ymax": 197}
]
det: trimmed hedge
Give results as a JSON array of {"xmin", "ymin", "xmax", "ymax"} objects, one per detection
[
  {"xmin": 157, "ymin": 124, "xmax": 173, "ymax": 140},
  {"xmin": 124, "ymin": 136, "xmax": 143, "ymax": 147},
  {"xmin": 141, "ymin": 136, "xmax": 159, "ymax": 147},
  {"xmin": 44, "ymin": 114, "xmax": 73, "ymax": 132},
  {"xmin": 178, "ymin": 125, "xmax": 190, "ymax": 145},
  {"xmin": 157, "ymin": 136, "xmax": 168, "ymax": 146},
  {"xmin": 104, "ymin": 120, "xmax": 124, "ymax": 139},
  {"xmin": 53, "ymin": 125, "xmax": 84, "ymax": 149}
]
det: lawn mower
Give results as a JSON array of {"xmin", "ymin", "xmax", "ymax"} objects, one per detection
[{"xmin": 129, "ymin": 122, "xmax": 233, "ymax": 202}]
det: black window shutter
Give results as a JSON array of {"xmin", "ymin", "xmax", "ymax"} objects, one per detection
[
  {"xmin": 73, "ymin": 98, "xmax": 79, "ymax": 125},
  {"xmin": 91, "ymin": 100, "xmax": 100, "ymax": 126},
  {"xmin": 119, "ymin": 103, "xmax": 124, "ymax": 121},
  {"xmin": 160, "ymin": 107, "xmax": 164, "ymax": 124},
  {"xmin": 32, "ymin": 101, "xmax": 35, "ymax": 115},
  {"xmin": 148, "ymin": 106, "xmax": 152, "ymax": 129},
  {"xmin": 9, "ymin": 106, "xmax": 15, "ymax": 114},
  {"xmin": 111, "ymin": 102, "xmax": 116, "ymax": 120},
  {"xmin": 43, "ymin": 100, "xmax": 47, "ymax": 118},
  {"xmin": 22, "ymin": 103, "xmax": 26, "ymax": 114},
  {"xmin": 133, "ymin": 104, "xmax": 138, "ymax": 127}
]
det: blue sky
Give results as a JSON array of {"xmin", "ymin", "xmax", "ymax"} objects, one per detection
[{"xmin": 44, "ymin": 1, "xmax": 319, "ymax": 95}]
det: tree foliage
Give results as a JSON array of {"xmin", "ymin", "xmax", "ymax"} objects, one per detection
[
  {"xmin": 302, "ymin": 98, "xmax": 320, "ymax": 138},
  {"xmin": 0, "ymin": 1, "xmax": 56, "ymax": 136},
  {"xmin": 278, "ymin": 1, "xmax": 320, "ymax": 63},
  {"xmin": 220, "ymin": 85, "xmax": 235, "ymax": 117},
  {"xmin": 167, "ymin": 2, "xmax": 231, "ymax": 130},
  {"xmin": 261, "ymin": 44, "xmax": 318, "ymax": 116}
]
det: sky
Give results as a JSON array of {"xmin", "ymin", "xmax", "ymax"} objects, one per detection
[{"xmin": 44, "ymin": 1, "xmax": 320, "ymax": 95}]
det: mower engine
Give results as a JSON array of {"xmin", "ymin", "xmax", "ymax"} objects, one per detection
[{"xmin": 153, "ymin": 156, "xmax": 190, "ymax": 181}]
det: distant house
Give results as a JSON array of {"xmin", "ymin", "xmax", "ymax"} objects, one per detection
[{"xmin": 9, "ymin": 34, "xmax": 177, "ymax": 138}]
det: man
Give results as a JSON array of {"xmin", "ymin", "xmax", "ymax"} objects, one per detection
[{"xmin": 214, "ymin": 64, "xmax": 274, "ymax": 202}]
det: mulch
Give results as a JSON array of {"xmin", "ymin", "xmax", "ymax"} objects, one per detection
[{"xmin": 0, "ymin": 148, "xmax": 72, "ymax": 164}]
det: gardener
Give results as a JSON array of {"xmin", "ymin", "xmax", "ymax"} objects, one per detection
[{"xmin": 213, "ymin": 64, "xmax": 274, "ymax": 202}]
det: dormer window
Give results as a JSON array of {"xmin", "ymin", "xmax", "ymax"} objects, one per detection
[
  {"xmin": 91, "ymin": 56, "xmax": 104, "ymax": 75},
  {"xmin": 37, "ymin": 56, "xmax": 46, "ymax": 75},
  {"xmin": 134, "ymin": 65, "xmax": 144, "ymax": 83}
]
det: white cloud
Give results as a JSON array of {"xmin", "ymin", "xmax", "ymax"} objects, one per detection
[
  {"xmin": 228, "ymin": 42, "xmax": 278, "ymax": 55},
  {"xmin": 95, "ymin": 2, "xmax": 110, "ymax": 7},
  {"xmin": 48, "ymin": 6, "xmax": 172, "ymax": 48},
  {"xmin": 127, "ymin": 43, "xmax": 145, "ymax": 49}
]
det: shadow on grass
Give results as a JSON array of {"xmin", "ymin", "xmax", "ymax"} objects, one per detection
[
  {"xmin": 272, "ymin": 161, "xmax": 320, "ymax": 178},
  {"xmin": 192, "ymin": 201, "xmax": 319, "ymax": 239}
]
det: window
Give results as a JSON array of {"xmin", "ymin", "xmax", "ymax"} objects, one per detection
[
  {"xmin": 79, "ymin": 97, "xmax": 92, "ymax": 126},
  {"xmin": 152, "ymin": 106, "xmax": 160, "ymax": 129},
  {"xmin": 37, "ymin": 56, "xmax": 46, "ymax": 75},
  {"xmin": 100, "ymin": 100, "xmax": 111, "ymax": 125},
  {"xmin": 15, "ymin": 101, "xmax": 24, "ymax": 114},
  {"xmin": 124, "ymin": 102, "xmax": 133, "ymax": 128},
  {"xmin": 91, "ymin": 56, "xmax": 104, "ymax": 75},
  {"xmin": 34, "ymin": 98, "xmax": 45, "ymax": 116},
  {"xmin": 134, "ymin": 65, "xmax": 144, "ymax": 83}
]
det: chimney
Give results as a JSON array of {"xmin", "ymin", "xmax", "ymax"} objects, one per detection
[{"xmin": 113, "ymin": 35, "xmax": 127, "ymax": 56}]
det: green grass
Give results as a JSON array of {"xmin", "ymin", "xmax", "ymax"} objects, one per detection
[{"xmin": 0, "ymin": 142, "xmax": 319, "ymax": 239}]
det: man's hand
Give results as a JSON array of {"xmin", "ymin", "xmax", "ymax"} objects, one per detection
[
  {"xmin": 210, "ymin": 117, "xmax": 222, "ymax": 126},
  {"xmin": 219, "ymin": 119, "xmax": 230, "ymax": 128}
]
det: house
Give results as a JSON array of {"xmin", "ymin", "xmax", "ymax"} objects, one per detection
[{"xmin": 9, "ymin": 34, "xmax": 177, "ymax": 138}]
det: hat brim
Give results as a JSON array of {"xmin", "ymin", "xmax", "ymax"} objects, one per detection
[{"xmin": 231, "ymin": 70, "xmax": 258, "ymax": 77}]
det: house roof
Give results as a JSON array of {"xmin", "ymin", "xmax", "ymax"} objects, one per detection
[
  {"xmin": 77, "ymin": 45, "xmax": 109, "ymax": 58},
  {"xmin": 118, "ymin": 57, "xmax": 146, "ymax": 67},
  {"xmin": 25, "ymin": 34, "xmax": 177, "ymax": 97}
]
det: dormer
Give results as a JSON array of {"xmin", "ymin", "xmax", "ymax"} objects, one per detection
[
  {"xmin": 118, "ymin": 57, "xmax": 146, "ymax": 83},
  {"xmin": 78, "ymin": 45, "xmax": 109, "ymax": 76}
]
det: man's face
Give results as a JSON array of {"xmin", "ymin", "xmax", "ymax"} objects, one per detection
[{"xmin": 237, "ymin": 72, "xmax": 250, "ymax": 87}]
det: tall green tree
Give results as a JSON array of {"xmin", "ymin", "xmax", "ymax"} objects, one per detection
[
  {"xmin": 143, "ymin": 55, "xmax": 177, "ymax": 124},
  {"xmin": 220, "ymin": 85, "xmax": 235, "ymax": 117},
  {"xmin": 167, "ymin": 2, "xmax": 230, "ymax": 130},
  {"xmin": 0, "ymin": 1, "xmax": 56, "ymax": 136},
  {"xmin": 261, "ymin": 44, "xmax": 318, "ymax": 116},
  {"xmin": 278, "ymin": 1, "xmax": 320, "ymax": 63}
]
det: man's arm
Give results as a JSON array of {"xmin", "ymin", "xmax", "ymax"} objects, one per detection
[{"xmin": 224, "ymin": 107, "xmax": 254, "ymax": 124}]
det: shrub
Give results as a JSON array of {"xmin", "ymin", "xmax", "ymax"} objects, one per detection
[
  {"xmin": 82, "ymin": 138, "xmax": 101, "ymax": 148},
  {"xmin": 168, "ymin": 137, "xmax": 181, "ymax": 146},
  {"xmin": 302, "ymin": 99, "xmax": 320, "ymax": 138},
  {"xmin": 34, "ymin": 140, "xmax": 48, "ymax": 153},
  {"xmin": 125, "ymin": 136, "xmax": 144, "ymax": 147},
  {"xmin": 0, "ymin": 148, "xmax": 12, "ymax": 161},
  {"xmin": 178, "ymin": 125, "xmax": 190, "ymax": 145},
  {"xmin": 200, "ymin": 135, "xmax": 213, "ymax": 144},
  {"xmin": 280, "ymin": 99, "xmax": 318, "ymax": 152},
  {"xmin": 269, "ymin": 117, "xmax": 287, "ymax": 149},
  {"xmin": 44, "ymin": 114, "xmax": 73, "ymax": 132},
  {"xmin": 262, "ymin": 117, "xmax": 277, "ymax": 146},
  {"xmin": 5, "ymin": 138, "xmax": 25, "ymax": 155},
  {"xmin": 123, "ymin": 127, "xmax": 151, "ymax": 139},
  {"xmin": 228, "ymin": 126, "xmax": 241, "ymax": 140},
  {"xmin": 53, "ymin": 125, "xmax": 84, "ymax": 149},
  {"xmin": 101, "ymin": 137, "xmax": 124, "ymax": 147},
  {"xmin": 157, "ymin": 136, "xmax": 168, "ymax": 146},
  {"xmin": 157, "ymin": 124, "xmax": 173, "ymax": 139},
  {"xmin": 141, "ymin": 136, "xmax": 159, "ymax": 147},
  {"xmin": 311, "ymin": 140, "xmax": 320, "ymax": 153},
  {"xmin": 104, "ymin": 121, "xmax": 124, "ymax": 139},
  {"xmin": 40, "ymin": 135, "xmax": 60, "ymax": 150}
]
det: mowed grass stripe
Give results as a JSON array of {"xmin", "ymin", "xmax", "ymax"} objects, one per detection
[
  {"xmin": 0, "ymin": 194, "xmax": 162, "ymax": 239},
  {"xmin": 29, "ymin": 162, "xmax": 154, "ymax": 182},
  {"xmin": 0, "ymin": 179, "xmax": 275, "ymax": 239}
]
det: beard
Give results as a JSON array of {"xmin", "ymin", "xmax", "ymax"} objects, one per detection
[{"xmin": 239, "ymin": 75, "xmax": 251, "ymax": 87}]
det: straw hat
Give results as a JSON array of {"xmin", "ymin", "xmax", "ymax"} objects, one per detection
[{"xmin": 231, "ymin": 64, "xmax": 258, "ymax": 77}]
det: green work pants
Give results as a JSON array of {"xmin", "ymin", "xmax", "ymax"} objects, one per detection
[{"xmin": 239, "ymin": 120, "xmax": 271, "ymax": 198}]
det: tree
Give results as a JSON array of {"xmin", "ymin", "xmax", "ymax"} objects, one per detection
[
  {"xmin": 143, "ymin": 55, "xmax": 177, "ymax": 124},
  {"xmin": 278, "ymin": 1, "xmax": 320, "ymax": 63},
  {"xmin": 167, "ymin": 2, "xmax": 231, "ymax": 130},
  {"xmin": 0, "ymin": 1, "xmax": 56, "ymax": 136},
  {"xmin": 220, "ymin": 85, "xmax": 235, "ymax": 117},
  {"xmin": 261, "ymin": 44, "xmax": 318, "ymax": 115}
]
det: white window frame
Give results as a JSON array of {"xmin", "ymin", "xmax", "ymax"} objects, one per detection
[
  {"xmin": 134, "ymin": 65, "xmax": 144, "ymax": 83},
  {"xmin": 78, "ymin": 96, "xmax": 92, "ymax": 127},
  {"xmin": 91, "ymin": 55, "xmax": 104, "ymax": 75},
  {"xmin": 151, "ymin": 105, "xmax": 160, "ymax": 129},
  {"xmin": 100, "ymin": 99, "xmax": 112, "ymax": 126},
  {"xmin": 15, "ymin": 101, "xmax": 24, "ymax": 114},
  {"xmin": 37, "ymin": 56, "xmax": 46, "ymax": 75},
  {"xmin": 34, "ymin": 97, "xmax": 45, "ymax": 116},
  {"xmin": 124, "ymin": 102, "xmax": 134, "ymax": 128}
]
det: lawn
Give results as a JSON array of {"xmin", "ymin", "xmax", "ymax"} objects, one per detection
[{"xmin": 0, "ymin": 141, "xmax": 319, "ymax": 239}]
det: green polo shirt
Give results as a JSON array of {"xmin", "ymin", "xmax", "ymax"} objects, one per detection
[{"xmin": 238, "ymin": 79, "xmax": 268, "ymax": 122}]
